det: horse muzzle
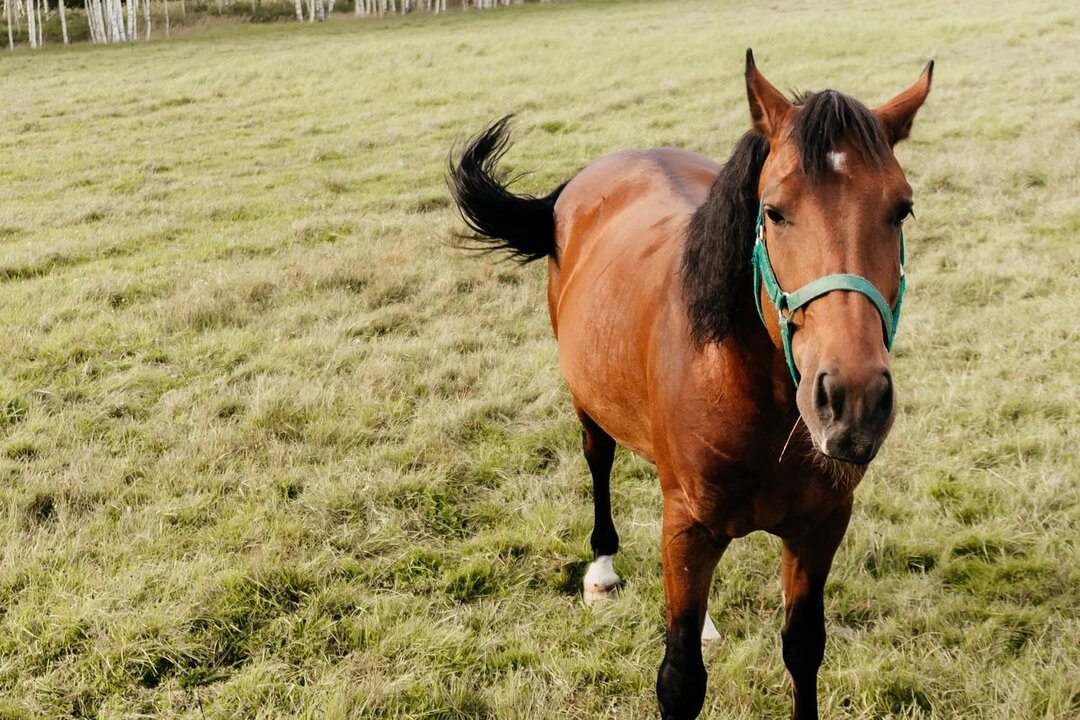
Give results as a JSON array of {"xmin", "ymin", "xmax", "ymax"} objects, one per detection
[{"xmin": 809, "ymin": 363, "xmax": 895, "ymax": 464}]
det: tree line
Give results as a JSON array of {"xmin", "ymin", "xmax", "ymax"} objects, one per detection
[{"xmin": 3, "ymin": 0, "xmax": 546, "ymax": 48}]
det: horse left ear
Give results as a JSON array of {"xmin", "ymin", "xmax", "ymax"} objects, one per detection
[
  {"xmin": 745, "ymin": 49, "xmax": 793, "ymax": 140},
  {"xmin": 874, "ymin": 60, "xmax": 934, "ymax": 144}
]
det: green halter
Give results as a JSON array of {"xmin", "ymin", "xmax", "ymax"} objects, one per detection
[{"xmin": 751, "ymin": 203, "xmax": 906, "ymax": 385}]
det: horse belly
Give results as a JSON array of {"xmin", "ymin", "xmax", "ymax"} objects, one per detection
[
  {"xmin": 557, "ymin": 307, "xmax": 656, "ymax": 461},
  {"xmin": 553, "ymin": 230, "xmax": 685, "ymax": 463}
]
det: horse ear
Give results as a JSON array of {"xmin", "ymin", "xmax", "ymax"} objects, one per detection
[
  {"xmin": 744, "ymin": 49, "xmax": 792, "ymax": 139},
  {"xmin": 875, "ymin": 60, "xmax": 934, "ymax": 144}
]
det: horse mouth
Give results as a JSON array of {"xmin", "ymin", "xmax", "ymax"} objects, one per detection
[{"xmin": 816, "ymin": 433, "xmax": 878, "ymax": 466}]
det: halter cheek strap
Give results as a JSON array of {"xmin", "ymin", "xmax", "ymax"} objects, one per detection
[{"xmin": 751, "ymin": 203, "xmax": 906, "ymax": 385}]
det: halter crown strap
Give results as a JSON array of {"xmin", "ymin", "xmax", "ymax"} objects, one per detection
[{"xmin": 751, "ymin": 203, "xmax": 906, "ymax": 385}]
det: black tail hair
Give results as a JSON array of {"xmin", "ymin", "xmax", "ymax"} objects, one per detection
[{"xmin": 448, "ymin": 116, "xmax": 564, "ymax": 263}]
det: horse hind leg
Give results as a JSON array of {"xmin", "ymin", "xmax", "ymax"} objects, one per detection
[{"xmin": 577, "ymin": 409, "xmax": 620, "ymax": 605}]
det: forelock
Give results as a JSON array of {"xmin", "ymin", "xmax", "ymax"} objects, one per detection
[{"xmin": 790, "ymin": 89, "xmax": 889, "ymax": 178}]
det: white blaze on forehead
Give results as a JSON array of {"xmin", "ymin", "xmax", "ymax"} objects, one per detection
[{"xmin": 827, "ymin": 151, "xmax": 848, "ymax": 174}]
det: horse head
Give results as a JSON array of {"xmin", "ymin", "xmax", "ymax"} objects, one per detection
[{"xmin": 745, "ymin": 50, "xmax": 932, "ymax": 464}]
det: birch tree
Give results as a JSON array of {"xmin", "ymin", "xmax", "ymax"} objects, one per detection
[
  {"xmin": 85, "ymin": 0, "xmax": 97, "ymax": 42},
  {"xmin": 58, "ymin": 0, "xmax": 68, "ymax": 43},
  {"xmin": 24, "ymin": 0, "xmax": 36, "ymax": 48},
  {"xmin": 4, "ymin": 0, "xmax": 13, "ymax": 50},
  {"xmin": 117, "ymin": 0, "xmax": 128, "ymax": 41},
  {"xmin": 89, "ymin": 0, "xmax": 105, "ymax": 42}
]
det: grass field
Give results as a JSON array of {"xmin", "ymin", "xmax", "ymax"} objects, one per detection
[{"xmin": 1, "ymin": 0, "xmax": 1078, "ymax": 717}]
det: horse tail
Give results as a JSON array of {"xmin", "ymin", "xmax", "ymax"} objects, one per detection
[{"xmin": 448, "ymin": 116, "xmax": 565, "ymax": 263}]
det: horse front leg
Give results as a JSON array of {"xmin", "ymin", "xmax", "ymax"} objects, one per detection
[
  {"xmin": 656, "ymin": 495, "xmax": 729, "ymax": 720},
  {"xmin": 780, "ymin": 501, "xmax": 852, "ymax": 720}
]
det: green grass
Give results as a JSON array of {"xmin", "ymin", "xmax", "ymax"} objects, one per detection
[{"xmin": 1, "ymin": 0, "xmax": 1078, "ymax": 717}]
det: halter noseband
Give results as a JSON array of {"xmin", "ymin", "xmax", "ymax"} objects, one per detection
[{"xmin": 751, "ymin": 202, "xmax": 906, "ymax": 385}]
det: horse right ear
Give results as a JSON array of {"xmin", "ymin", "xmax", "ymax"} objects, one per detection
[
  {"xmin": 745, "ymin": 49, "xmax": 793, "ymax": 139},
  {"xmin": 874, "ymin": 60, "xmax": 934, "ymax": 145}
]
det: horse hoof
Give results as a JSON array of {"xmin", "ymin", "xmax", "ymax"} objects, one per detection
[
  {"xmin": 701, "ymin": 612, "xmax": 721, "ymax": 645},
  {"xmin": 583, "ymin": 555, "xmax": 620, "ymax": 605}
]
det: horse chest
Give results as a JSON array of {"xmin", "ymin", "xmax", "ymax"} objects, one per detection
[{"xmin": 681, "ymin": 452, "xmax": 858, "ymax": 538}]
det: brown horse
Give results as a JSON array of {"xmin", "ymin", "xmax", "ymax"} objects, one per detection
[{"xmin": 449, "ymin": 50, "xmax": 932, "ymax": 720}]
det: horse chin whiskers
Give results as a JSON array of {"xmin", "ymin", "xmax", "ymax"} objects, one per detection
[
  {"xmin": 810, "ymin": 445, "xmax": 868, "ymax": 491},
  {"xmin": 788, "ymin": 421, "xmax": 867, "ymax": 491}
]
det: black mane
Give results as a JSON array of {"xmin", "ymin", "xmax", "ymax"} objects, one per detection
[
  {"xmin": 682, "ymin": 89, "xmax": 889, "ymax": 346},
  {"xmin": 682, "ymin": 131, "xmax": 769, "ymax": 346}
]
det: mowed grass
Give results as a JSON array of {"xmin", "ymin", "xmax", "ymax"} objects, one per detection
[{"xmin": 0, "ymin": 0, "xmax": 1078, "ymax": 717}]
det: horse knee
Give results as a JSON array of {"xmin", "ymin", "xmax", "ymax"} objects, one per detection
[{"xmin": 656, "ymin": 652, "xmax": 707, "ymax": 720}]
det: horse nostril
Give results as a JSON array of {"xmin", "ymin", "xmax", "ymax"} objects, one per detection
[
  {"xmin": 814, "ymin": 370, "xmax": 844, "ymax": 421},
  {"xmin": 813, "ymin": 371, "xmax": 828, "ymax": 411},
  {"xmin": 871, "ymin": 370, "xmax": 894, "ymax": 422}
]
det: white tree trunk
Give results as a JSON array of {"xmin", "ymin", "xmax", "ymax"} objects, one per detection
[
  {"xmin": 314, "ymin": 0, "xmax": 323, "ymax": 20},
  {"xmin": 292, "ymin": 0, "xmax": 301, "ymax": 20},
  {"xmin": 106, "ymin": 0, "xmax": 114, "ymax": 40},
  {"xmin": 94, "ymin": 0, "xmax": 108, "ymax": 42},
  {"xmin": 180, "ymin": 0, "xmax": 184, "ymax": 17},
  {"xmin": 163, "ymin": 0, "xmax": 168, "ymax": 36},
  {"xmin": 35, "ymin": 0, "xmax": 42, "ymax": 47},
  {"xmin": 127, "ymin": 0, "xmax": 135, "ymax": 42},
  {"xmin": 96, "ymin": 0, "xmax": 107, "ymax": 42},
  {"xmin": 102, "ymin": 0, "xmax": 111, "ymax": 41},
  {"xmin": 306, "ymin": 0, "xmax": 313, "ymax": 21},
  {"xmin": 4, "ymin": 0, "xmax": 13, "ymax": 50},
  {"xmin": 4, "ymin": 0, "xmax": 13, "ymax": 49},
  {"xmin": 58, "ymin": 0, "xmax": 67, "ymax": 42},
  {"xmin": 143, "ymin": 0, "xmax": 150, "ymax": 38},
  {"xmin": 24, "ymin": 0, "xmax": 35, "ymax": 48},
  {"xmin": 85, "ymin": 0, "xmax": 99, "ymax": 42},
  {"xmin": 107, "ymin": 0, "xmax": 118, "ymax": 41}
]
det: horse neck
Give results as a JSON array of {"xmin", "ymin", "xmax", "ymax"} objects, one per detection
[{"xmin": 727, "ymin": 275, "xmax": 799, "ymax": 415}]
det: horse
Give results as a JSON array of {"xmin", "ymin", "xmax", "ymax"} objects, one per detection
[{"xmin": 448, "ymin": 49, "xmax": 932, "ymax": 720}]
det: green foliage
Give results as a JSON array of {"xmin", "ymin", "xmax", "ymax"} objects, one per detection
[{"xmin": 0, "ymin": 0, "xmax": 1077, "ymax": 718}]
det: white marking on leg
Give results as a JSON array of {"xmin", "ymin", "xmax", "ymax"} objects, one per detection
[
  {"xmin": 583, "ymin": 555, "xmax": 620, "ymax": 604},
  {"xmin": 827, "ymin": 151, "xmax": 847, "ymax": 174},
  {"xmin": 701, "ymin": 611, "xmax": 721, "ymax": 644}
]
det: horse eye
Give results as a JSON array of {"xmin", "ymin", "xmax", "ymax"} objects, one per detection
[
  {"xmin": 765, "ymin": 208, "xmax": 787, "ymax": 225},
  {"xmin": 891, "ymin": 206, "xmax": 914, "ymax": 227}
]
